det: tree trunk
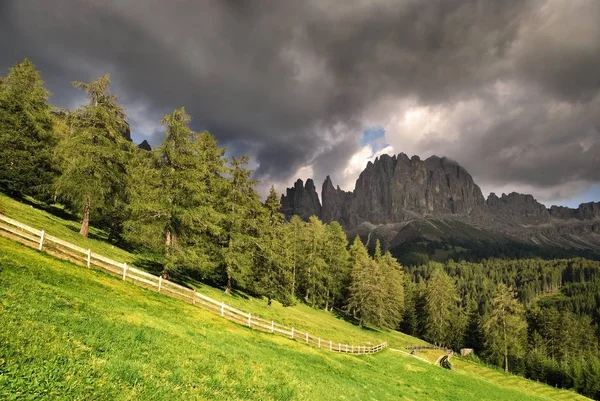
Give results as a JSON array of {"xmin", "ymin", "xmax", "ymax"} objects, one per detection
[
  {"xmin": 79, "ymin": 197, "xmax": 91, "ymax": 237},
  {"xmin": 503, "ymin": 319, "xmax": 509, "ymax": 373},
  {"xmin": 226, "ymin": 276, "xmax": 232, "ymax": 295},
  {"xmin": 166, "ymin": 229, "xmax": 172, "ymax": 247}
]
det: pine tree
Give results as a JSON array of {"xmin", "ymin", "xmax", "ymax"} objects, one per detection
[
  {"xmin": 54, "ymin": 74, "xmax": 129, "ymax": 237},
  {"xmin": 0, "ymin": 59, "xmax": 56, "ymax": 200},
  {"xmin": 483, "ymin": 283, "xmax": 527, "ymax": 373}
]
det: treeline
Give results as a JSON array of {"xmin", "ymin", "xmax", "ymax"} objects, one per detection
[
  {"xmin": 2, "ymin": 59, "xmax": 600, "ymax": 399},
  {"xmin": 402, "ymin": 259, "xmax": 600, "ymax": 399}
]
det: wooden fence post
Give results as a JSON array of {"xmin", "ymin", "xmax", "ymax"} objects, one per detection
[
  {"xmin": 38, "ymin": 230, "xmax": 45, "ymax": 251},
  {"xmin": 221, "ymin": 301, "xmax": 225, "ymax": 316},
  {"xmin": 158, "ymin": 276, "xmax": 162, "ymax": 292},
  {"xmin": 122, "ymin": 263, "xmax": 127, "ymax": 280},
  {"xmin": 318, "ymin": 338, "xmax": 321, "ymax": 348},
  {"xmin": 248, "ymin": 313, "xmax": 251, "ymax": 327},
  {"xmin": 305, "ymin": 332, "xmax": 309, "ymax": 343},
  {"xmin": 291, "ymin": 327, "xmax": 294, "ymax": 339},
  {"xmin": 271, "ymin": 320, "xmax": 274, "ymax": 333},
  {"xmin": 86, "ymin": 249, "xmax": 91, "ymax": 268},
  {"xmin": 346, "ymin": 344, "xmax": 349, "ymax": 353},
  {"xmin": 338, "ymin": 343, "xmax": 341, "ymax": 352},
  {"xmin": 351, "ymin": 345, "xmax": 354, "ymax": 353},
  {"xmin": 330, "ymin": 340, "xmax": 332, "ymax": 351}
]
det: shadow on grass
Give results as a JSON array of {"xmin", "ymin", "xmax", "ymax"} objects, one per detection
[
  {"xmin": 16, "ymin": 194, "xmax": 80, "ymax": 223},
  {"xmin": 330, "ymin": 307, "xmax": 383, "ymax": 333}
]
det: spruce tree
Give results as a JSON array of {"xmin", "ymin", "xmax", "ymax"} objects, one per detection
[
  {"xmin": 54, "ymin": 74, "xmax": 129, "ymax": 237},
  {"xmin": 0, "ymin": 59, "xmax": 56, "ymax": 200}
]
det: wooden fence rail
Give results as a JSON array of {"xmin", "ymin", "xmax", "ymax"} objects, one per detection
[{"xmin": 0, "ymin": 213, "xmax": 388, "ymax": 355}]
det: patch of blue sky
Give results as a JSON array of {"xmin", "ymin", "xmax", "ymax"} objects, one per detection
[
  {"xmin": 360, "ymin": 126, "xmax": 388, "ymax": 152},
  {"xmin": 553, "ymin": 184, "xmax": 600, "ymax": 208}
]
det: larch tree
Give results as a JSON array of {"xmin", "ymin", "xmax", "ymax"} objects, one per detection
[
  {"xmin": 219, "ymin": 155, "xmax": 262, "ymax": 294},
  {"xmin": 125, "ymin": 107, "xmax": 227, "ymax": 275},
  {"xmin": 254, "ymin": 186, "xmax": 294, "ymax": 306},
  {"xmin": 322, "ymin": 221, "xmax": 351, "ymax": 311},
  {"xmin": 424, "ymin": 267, "xmax": 461, "ymax": 347},
  {"xmin": 379, "ymin": 250, "xmax": 405, "ymax": 329},
  {"xmin": 300, "ymin": 216, "xmax": 328, "ymax": 307},
  {"xmin": 0, "ymin": 59, "xmax": 56, "ymax": 200},
  {"xmin": 346, "ymin": 236, "xmax": 382, "ymax": 327},
  {"xmin": 483, "ymin": 283, "xmax": 527, "ymax": 373},
  {"xmin": 54, "ymin": 74, "xmax": 129, "ymax": 237},
  {"xmin": 287, "ymin": 215, "xmax": 305, "ymax": 299}
]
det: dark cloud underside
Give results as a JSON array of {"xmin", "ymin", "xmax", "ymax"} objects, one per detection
[{"xmin": 1, "ymin": 0, "xmax": 598, "ymax": 204}]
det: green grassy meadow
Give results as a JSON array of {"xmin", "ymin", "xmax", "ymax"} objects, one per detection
[{"xmin": 0, "ymin": 193, "xmax": 590, "ymax": 400}]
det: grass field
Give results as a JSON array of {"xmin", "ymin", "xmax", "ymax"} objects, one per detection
[{"xmin": 0, "ymin": 192, "xmax": 590, "ymax": 400}]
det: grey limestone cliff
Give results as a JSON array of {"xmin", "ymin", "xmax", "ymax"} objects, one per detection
[{"xmin": 280, "ymin": 178, "xmax": 321, "ymax": 220}]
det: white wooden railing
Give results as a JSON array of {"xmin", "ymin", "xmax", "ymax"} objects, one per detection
[{"xmin": 0, "ymin": 213, "xmax": 388, "ymax": 355}]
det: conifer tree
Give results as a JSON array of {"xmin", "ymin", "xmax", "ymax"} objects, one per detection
[
  {"xmin": 54, "ymin": 74, "xmax": 129, "ymax": 237},
  {"xmin": 300, "ymin": 216, "xmax": 328, "ymax": 306},
  {"xmin": 219, "ymin": 156, "xmax": 262, "ymax": 293},
  {"xmin": 346, "ymin": 236, "xmax": 376, "ymax": 326},
  {"xmin": 379, "ymin": 250, "xmax": 405, "ymax": 328},
  {"xmin": 254, "ymin": 186, "xmax": 294, "ymax": 306},
  {"xmin": 0, "ymin": 59, "xmax": 56, "ymax": 200},
  {"xmin": 125, "ymin": 107, "xmax": 226, "ymax": 274},
  {"xmin": 287, "ymin": 215, "xmax": 305, "ymax": 299},
  {"xmin": 322, "ymin": 221, "xmax": 351, "ymax": 310},
  {"xmin": 483, "ymin": 283, "xmax": 527, "ymax": 372},
  {"xmin": 424, "ymin": 267, "xmax": 460, "ymax": 347}
]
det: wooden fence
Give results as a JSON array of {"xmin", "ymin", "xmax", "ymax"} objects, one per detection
[
  {"xmin": 406, "ymin": 345, "xmax": 452, "ymax": 353},
  {"xmin": 0, "ymin": 214, "xmax": 387, "ymax": 355}
]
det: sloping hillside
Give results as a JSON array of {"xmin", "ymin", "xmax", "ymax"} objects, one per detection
[{"xmin": 0, "ymin": 194, "xmax": 589, "ymax": 400}]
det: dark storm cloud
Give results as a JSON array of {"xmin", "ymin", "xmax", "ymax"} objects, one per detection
[{"xmin": 1, "ymin": 0, "xmax": 599, "ymax": 203}]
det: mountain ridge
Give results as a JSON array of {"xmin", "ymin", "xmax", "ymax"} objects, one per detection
[{"xmin": 280, "ymin": 153, "xmax": 600, "ymax": 251}]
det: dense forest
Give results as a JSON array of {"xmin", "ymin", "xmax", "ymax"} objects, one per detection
[{"xmin": 1, "ymin": 59, "xmax": 599, "ymax": 399}]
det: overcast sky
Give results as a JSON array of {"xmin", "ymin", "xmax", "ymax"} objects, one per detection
[{"xmin": 1, "ymin": 0, "xmax": 599, "ymax": 207}]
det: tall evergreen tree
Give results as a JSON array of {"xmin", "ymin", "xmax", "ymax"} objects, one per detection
[
  {"xmin": 219, "ymin": 156, "xmax": 262, "ymax": 293},
  {"xmin": 322, "ymin": 221, "xmax": 351, "ymax": 310},
  {"xmin": 483, "ymin": 283, "xmax": 527, "ymax": 373},
  {"xmin": 0, "ymin": 59, "xmax": 56, "ymax": 200},
  {"xmin": 254, "ymin": 186, "xmax": 294, "ymax": 306},
  {"xmin": 125, "ymin": 108, "xmax": 226, "ymax": 274},
  {"xmin": 379, "ymin": 250, "xmax": 405, "ymax": 329},
  {"xmin": 54, "ymin": 74, "xmax": 129, "ymax": 237},
  {"xmin": 287, "ymin": 215, "xmax": 305, "ymax": 299},
  {"xmin": 346, "ymin": 236, "xmax": 378, "ymax": 326},
  {"xmin": 424, "ymin": 267, "xmax": 461, "ymax": 347}
]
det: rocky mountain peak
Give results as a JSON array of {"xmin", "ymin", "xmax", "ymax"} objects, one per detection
[
  {"xmin": 487, "ymin": 192, "xmax": 550, "ymax": 225},
  {"xmin": 280, "ymin": 178, "xmax": 321, "ymax": 220}
]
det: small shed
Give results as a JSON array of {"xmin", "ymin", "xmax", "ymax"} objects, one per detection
[{"xmin": 460, "ymin": 348, "xmax": 474, "ymax": 356}]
